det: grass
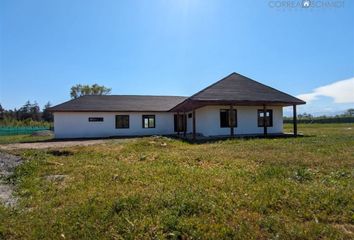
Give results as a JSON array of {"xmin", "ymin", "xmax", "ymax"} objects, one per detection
[
  {"xmin": 0, "ymin": 123, "xmax": 353, "ymax": 239},
  {"xmin": 0, "ymin": 134, "xmax": 53, "ymax": 144}
]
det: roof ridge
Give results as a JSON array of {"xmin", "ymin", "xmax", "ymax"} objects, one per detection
[
  {"xmin": 233, "ymin": 72, "xmax": 305, "ymax": 102},
  {"xmin": 169, "ymin": 72, "xmax": 238, "ymax": 111},
  {"xmin": 80, "ymin": 94, "xmax": 188, "ymax": 98},
  {"xmin": 189, "ymin": 72, "xmax": 237, "ymax": 99}
]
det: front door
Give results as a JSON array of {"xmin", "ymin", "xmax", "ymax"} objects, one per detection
[{"xmin": 174, "ymin": 114, "xmax": 186, "ymax": 132}]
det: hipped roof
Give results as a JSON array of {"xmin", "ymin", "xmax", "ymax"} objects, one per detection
[
  {"xmin": 170, "ymin": 73, "xmax": 305, "ymax": 112},
  {"xmin": 49, "ymin": 95, "xmax": 187, "ymax": 112},
  {"xmin": 50, "ymin": 72, "xmax": 305, "ymax": 112}
]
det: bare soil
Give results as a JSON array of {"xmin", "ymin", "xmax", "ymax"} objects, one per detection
[
  {"xmin": 0, "ymin": 152, "xmax": 22, "ymax": 206},
  {"xmin": 0, "ymin": 139, "xmax": 108, "ymax": 150}
]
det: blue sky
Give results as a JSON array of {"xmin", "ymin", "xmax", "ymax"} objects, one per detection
[{"xmin": 1, "ymin": 0, "xmax": 353, "ymax": 115}]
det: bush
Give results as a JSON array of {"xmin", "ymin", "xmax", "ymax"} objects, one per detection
[{"xmin": 0, "ymin": 118, "xmax": 52, "ymax": 127}]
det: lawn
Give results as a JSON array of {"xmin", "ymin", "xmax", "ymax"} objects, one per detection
[
  {"xmin": 0, "ymin": 124, "xmax": 353, "ymax": 239},
  {"xmin": 0, "ymin": 134, "xmax": 53, "ymax": 145}
]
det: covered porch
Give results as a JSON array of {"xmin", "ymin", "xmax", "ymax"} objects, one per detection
[
  {"xmin": 170, "ymin": 73, "xmax": 305, "ymax": 140},
  {"xmin": 171, "ymin": 100, "xmax": 302, "ymax": 141}
]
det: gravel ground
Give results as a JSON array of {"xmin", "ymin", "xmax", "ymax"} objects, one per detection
[
  {"xmin": 0, "ymin": 152, "xmax": 22, "ymax": 207},
  {"xmin": 0, "ymin": 139, "xmax": 108, "ymax": 150}
]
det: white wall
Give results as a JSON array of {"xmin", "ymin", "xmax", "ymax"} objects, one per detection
[
  {"xmin": 53, "ymin": 112, "xmax": 175, "ymax": 138},
  {"xmin": 53, "ymin": 106, "xmax": 283, "ymax": 138},
  {"xmin": 193, "ymin": 105, "xmax": 283, "ymax": 136}
]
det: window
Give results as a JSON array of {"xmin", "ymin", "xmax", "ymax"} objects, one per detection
[
  {"xmin": 142, "ymin": 115, "xmax": 155, "ymax": 128},
  {"xmin": 258, "ymin": 109, "xmax": 273, "ymax": 127},
  {"xmin": 174, "ymin": 114, "xmax": 186, "ymax": 132},
  {"xmin": 220, "ymin": 109, "xmax": 237, "ymax": 128},
  {"xmin": 116, "ymin": 115, "xmax": 129, "ymax": 129},
  {"xmin": 88, "ymin": 117, "xmax": 104, "ymax": 122}
]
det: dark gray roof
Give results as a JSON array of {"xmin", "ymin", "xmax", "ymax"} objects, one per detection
[
  {"xmin": 190, "ymin": 72, "xmax": 305, "ymax": 104},
  {"xmin": 50, "ymin": 72, "xmax": 305, "ymax": 112},
  {"xmin": 170, "ymin": 73, "xmax": 305, "ymax": 112},
  {"xmin": 49, "ymin": 95, "xmax": 188, "ymax": 112}
]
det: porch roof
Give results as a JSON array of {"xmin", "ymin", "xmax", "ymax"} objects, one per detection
[{"xmin": 170, "ymin": 73, "xmax": 305, "ymax": 112}]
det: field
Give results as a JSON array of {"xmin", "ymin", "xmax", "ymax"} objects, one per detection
[
  {"xmin": 0, "ymin": 124, "xmax": 353, "ymax": 239},
  {"xmin": 0, "ymin": 134, "xmax": 53, "ymax": 145}
]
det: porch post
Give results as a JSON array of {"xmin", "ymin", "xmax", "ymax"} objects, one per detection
[
  {"xmin": 293, "ymin": 105, "xmax": 297, "ymax": 137},
  {"xmin": 183, "ymin": 112, "xmax": 187, "ymax": 137},
  {"xmin": 229, "ymin": 105, "xmax": 234, "ymax": 137},
  {"xmin": 192, "ymin": 109, "xmax": 196, "ymax": 140},
  {"xmin": 177, "ymin": 112, "xmax": 180, "ymax": 137},
  {"xmin": 263, "ymin": 104, "xmax": 267, "ymax": 137}
]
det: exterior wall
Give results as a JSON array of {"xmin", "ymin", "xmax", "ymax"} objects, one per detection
[
  {"xmin": 193, "ymin": 105, "xmax": 283, "ymax": 136},
  {"xmin": 53, "ymin": 106, "xmax": 283, "ymax": 138},
  {"xmin": 53, "ymin": 112, "xmax": 175, "ymax": 138}
]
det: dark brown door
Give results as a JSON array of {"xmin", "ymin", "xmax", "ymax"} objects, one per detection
[{"xmin": 174, "ymin": 114, "xmax": 186, "ymax": 132}]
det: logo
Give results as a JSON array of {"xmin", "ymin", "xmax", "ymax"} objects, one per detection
[
  {"xmin": 268, "ymin": 0, "xmax": 345, "ymax": 9},
  {"xmin": 302, "ymin": 0, "xmax": 311, "ymax": 7}
]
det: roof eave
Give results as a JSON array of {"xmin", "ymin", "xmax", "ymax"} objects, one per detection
[
  {"xmin": 170, "ymin": 99, "xmax": 306, "ymax": 112},
  {"xmin": 49, "ymin": 109, "xmax": 171, "ymax": 113}
]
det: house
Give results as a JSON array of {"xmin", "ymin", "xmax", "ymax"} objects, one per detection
[{"xmin": 49, "ymin": 73, "xmax": 305, "ymax": 139}]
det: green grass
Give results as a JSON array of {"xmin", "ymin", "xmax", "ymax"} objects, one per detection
[
  {"xmin": 0, "ymin": 124, "xmax": 353, "ymax": 239},
  {"xmin": 0, "ymin": 134, "xmax": 53, "ymax": 144}
]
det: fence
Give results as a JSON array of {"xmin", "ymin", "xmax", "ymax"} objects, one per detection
[{"xmin": 0, "ymin": 126, "xmax": 51, "ymax": 136}]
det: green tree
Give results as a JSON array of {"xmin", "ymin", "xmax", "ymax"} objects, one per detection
[
  {"xmin": 30, "ymin": 101, "xmax": 40, "ymax": 121},
  {"xmin": 42, "ymin": 102, "xmax": 53, "ymax": 122},
  {"xmin": 0, "ymin": 103, "xmax": 4, "ymax": 119},
  {"xmin": 18, "ymin": 101, "xmax": 40, "ymax": 120},
  {"xmin": 70, "ymin": 84, "xmax": 111, "ymax": 99},
  {"xmin": 344, "ymin": 108, "xmax": 354, "ymax": 116},
  {"xmin": 298, "ymin": 113, "xmax": 313, "ymax": 119}
]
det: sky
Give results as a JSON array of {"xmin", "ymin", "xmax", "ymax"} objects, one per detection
[{"xmin": 0, "ymin": 0, "xmax": 353, "ymax": 116}]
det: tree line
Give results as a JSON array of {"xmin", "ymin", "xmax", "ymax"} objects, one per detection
[
  {"xmin": 0, "ymin": 101, "xmax": 53, "ymax": 126},
  {"xmin": 283, "ymin": 109, "xmax": 354, "ymax": 124},
  {"xmin": 0, "ymin": 84, "xmax": 111, "ymax": 126}
]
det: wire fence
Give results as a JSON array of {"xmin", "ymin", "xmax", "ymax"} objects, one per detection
[{"xmin": 0, "ymin": 126, "xmax": 51, "ymax": 136}]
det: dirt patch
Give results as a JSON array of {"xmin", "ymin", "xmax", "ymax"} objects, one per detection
[
  {"xmin": 47, "ymin": 150, "xmax": 74, "ymax": 156},
  {"xmin": 0, "ymin": 152, "xmax": 22, "ymax": 177},
  {"xmin": 0, "ymin": 185, "xmax": 17, "ymax": 207},
  {"xmin": 45, "ymin": 174, "xmax": 67, "ymax": 182},
  {"xmin": 0, "ymin": 139, "xmax": 108, "ymax": 150},
  {"xmin": 333, "ymin": 224, "xmax": 354, "ymax": 235},
  {"xmin": 0, "ymin": 152, "xmax": 22, "ymax": 207}
]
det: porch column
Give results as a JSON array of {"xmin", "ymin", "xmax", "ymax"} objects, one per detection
[
  {"xmin": 263, "ymin": 104, "xmax": 267, "ymax": 137},
  {"xmin": 183, "ymin": 112, "xmax": 187, "ymax": 137},
  {"xmin": 177, "ymin": 112, "xmax": 180, "ymax": 137},
  {"xmin": 293, "ymin": 105, "xmax": 297, "ymax": 137},
  {"xmin": 229, "ymin": 105, "xmax": 234, "ymax": 137},
  {"xmin": 192, "ymin": 109, "xmax": 196, "ymax": 140}
]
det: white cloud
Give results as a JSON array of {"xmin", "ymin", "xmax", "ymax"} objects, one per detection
[{"xmin": 297, "ymin": 77, "xmax": 354, "ymax": 104}]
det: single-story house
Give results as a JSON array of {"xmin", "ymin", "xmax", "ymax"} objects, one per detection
[{"xmin": 49, "ymin": 73, "xmax": 305, "ymax": 139}]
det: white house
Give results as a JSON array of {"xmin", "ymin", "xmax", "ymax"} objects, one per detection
[{"xmin": 49, "ymin": 73, "xmax": 305, "ymax": 139}]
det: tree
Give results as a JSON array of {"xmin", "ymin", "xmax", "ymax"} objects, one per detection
[
  {"xmin": 30, "ymin": 101, "xmax": 40, "ymax": 121},
  {"xmin": 42, "ymin": 102, "xmax": 53, "ymax": 122},
  {"xmin": 18, "ymin": 100, "xmax": 32, "ymax": 120},
  {"xmin": 344, "ymin": 108, "xmax": 354, "ymax": 117},
  {"xmin": 298, "ymin": 112, "xmax": 313, "ymax": 119},
  {"xmin": 18, "ymin": 101, "xmax": 40, "ymax": 120},
  {"xmin": 0, "ymin": 103, "xmax": 4, "ymax": 119},
  {"xmin": 70, "ymin": 84, "xmax": 111, "ymax": 99}
]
